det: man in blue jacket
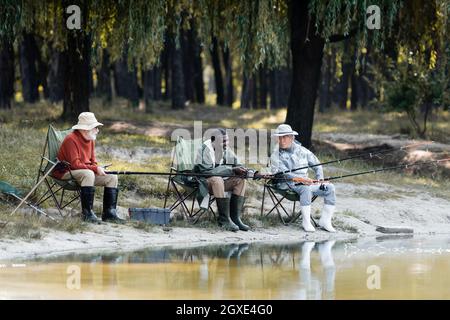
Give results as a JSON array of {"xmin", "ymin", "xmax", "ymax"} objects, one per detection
[{"xmin": 270, "ymin": 124, "xmax": 336, "ymax": 232}]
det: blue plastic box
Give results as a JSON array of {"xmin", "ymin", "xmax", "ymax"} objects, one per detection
[{"xmin": 128, "ymin": 208, "xmax": 170, "ymax": 225}]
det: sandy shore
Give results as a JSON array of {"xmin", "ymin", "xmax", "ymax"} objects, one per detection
[{"xmin": 0, "ymin": 224, "xmax": 359, "ymax": 261}]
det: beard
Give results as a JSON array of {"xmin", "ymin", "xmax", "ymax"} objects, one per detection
[{"xmin": 85, "ymin": 130, "xmax": 98, "ymax": 141}]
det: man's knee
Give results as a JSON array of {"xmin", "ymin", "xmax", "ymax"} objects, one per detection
[
  {"xmin": 238, "ymin": 178, "xmax": 246, "ymax": 187},
  {"xmin": 107, "ymin": 174, "xmax": 118, "ymax": 187},
  {"xmin": 324, "ymin": 183, "xmax": 335, "ymax": 195},
  {"xmin": 323, "ymin": 183, "xmax": 336, "ymax": 205},
  {"xmin": 208, "ymin": 177, "xmax": 224, "ymax": 186},
  {"xmin": 79, "ymin": 170, "xmax": 95, "ymax": 185},
  {"xmin": 295, "ymin": 185, "xmax": 312, "ymax": 195},
  {"xmin": 108, "ymin": 174, "xmax": 118, "ymax": 183}
]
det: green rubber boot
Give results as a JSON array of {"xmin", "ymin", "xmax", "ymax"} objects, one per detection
[
  {"xmin": 216, "ymin": 197, "xmax": 239, "ymax": 232},
  {"xmin": 230, "ymin": 194, "xmax": 250, "ymax": 231}
]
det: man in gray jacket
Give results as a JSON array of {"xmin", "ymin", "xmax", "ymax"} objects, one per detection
[
  {"xmin": 270, "ymin": 124, "xmax": 336, "ymax": 232},
  {"xmin": 194, "ymin": 128, "xmax": 250, "ymax": 232}
]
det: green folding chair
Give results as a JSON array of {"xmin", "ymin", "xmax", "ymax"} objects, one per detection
[
  {"xmin": 163, "ymin": 137, "xmax": 216, "ymax": 223},
  {"xmin": 29, "ymin": 124, "xmax": 81, "ymax": 217},
  {"xmin": 260, "ymin": 179, "xmax": 318, "ymax": 226}
]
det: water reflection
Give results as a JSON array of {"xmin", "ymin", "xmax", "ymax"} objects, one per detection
[
  {"xmin": 1, "ymin": 236, "xmax": 449, "ymax": 299},
  {"xmin": 299, "ymin": 241, "xmax": 336, "ymax": 300}
]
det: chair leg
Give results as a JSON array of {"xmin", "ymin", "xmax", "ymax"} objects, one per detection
[
  {"xmin": 170, "ymin": 182, "xmax": 194, "ymax": 219},
  {"xmin": 163, "ymin": 172, "xmax": 174, "ymax": 209},
  {"xmin": 265, "ymin": 187, "xmax": 301, "ymax": 225},
  {"xmin": 260, "ymin": 184, "xmax": 267, "ymax": 218},
  {"xmin": 267, "ymin": 188, "xmax": 288, "ymax": 225},
  {"xmin": 190, "ymin": 195, "xmax": 216, "ymax": 225},
  {"xmin": 46, "ymin": 180, "xmax": 64, "ymax": 217}
]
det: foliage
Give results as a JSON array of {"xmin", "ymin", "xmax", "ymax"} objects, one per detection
[
  {"xmin": 1, "ymin": 0, "xmax": 447, "ymax": 75},
  {"xmin": 385, "ymin": 45, "xmax": 448, "ymax": 137}
]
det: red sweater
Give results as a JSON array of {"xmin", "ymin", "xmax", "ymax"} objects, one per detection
[{"xmin": 53, "ymin": 130, "xmax": 98, "ymax": 179}]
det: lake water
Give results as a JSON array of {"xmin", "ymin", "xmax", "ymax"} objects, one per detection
[{"xmin": 0, "ymin": 235, "xmax": 449, "ymax": 299}]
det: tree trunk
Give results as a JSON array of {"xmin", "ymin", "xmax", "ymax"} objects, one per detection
[
  {"xmin": 252, "ymin": 74, "xmax": 258, "ymax": 109},
  {"xmin": 142, "ymin": 65, "xmax": 161, "ymax": 111},
  {"xmin": 319, "ymin": 48, "xmax": 332, "ymax": 112},
  {"xmin": 0, "ymin": 38, "xmax": 14, "ymax": 109},
  {"xmin": 223, "ymin": 47, "xmax": 233, "ymax": 107},
  {"xmin": 269, "ymin": 69, "xmax": 279, "ymax": 109},
  {"xmin": 96, "ymin": 50, "xmax": 112, "ymax": 104},
  {"xmin": 62, "ymin": 31, "xmax": 91, "ymax": 122},
  {"xmin": 286, "ymin": 0, "xmax": 325, "ymax": 149},
  {"xmin": 336, "ymin": 39, "xmax": 353, "ymax": 110},
  {"xmin": 47, "ymin": 49, "xmax": 65, "ymax": 103},
  {"xmin": 182, "ymin": 30, "xmax": 195, "ymax": 103},
  {"xmin": 171, "ymin": 37, "xmax": 185, "ymax": 110},
  {"xmin": 241, "ymin": 73, "xmax": 254, "ymax": 109},
  {"xmin": 19, "ymin": 33, "xmax": 39, "ymax": 103},
  {"xmin": 193, "ymin": 44, "xmax": 205, "ymax": 104},
  {"xmin": 184, "ymin": 22, "xmax": 205, "ymax": 104},
  {"xmin": 210, "ymin": 37, "xmax": 224, "ymax": 106},
  {"xmin": 259, "ymin": 66, "xmax": 268, "ymax": 109},
  {"xmin": 279, "ymin": 67, "xmax": 291, "ymax": 107},
  {"xmin": 350, "ymin": 72, "xmax": 359, "ymax": 111},
  {"xmin": 35, "ymin": 37, "xmax": 49, "ymax": 99},
  {"xmin": 153, "ymin": 66, "xmax": 162, "ymax": 101},
  {"xmin": 162, "ymin": 36, "xmax": 172, "ymax": 100},
  {"xmin": 113, "ymin": 53, "xmax": 139, "ymax": 107}
]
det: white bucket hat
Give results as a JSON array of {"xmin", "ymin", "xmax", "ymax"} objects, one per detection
[
  {"xmin": 72, "ymin": 112, "xmax": 103, "ymax": 130},
  {"xmin": 273, "ymin": 124, "xmax": 298, "ymax": 136}
]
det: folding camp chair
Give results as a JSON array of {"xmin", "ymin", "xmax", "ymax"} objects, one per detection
[
  {"xmin": 260, "ymin": 179, "xmax": 318, "ymax": 226},
  {"xmin": 29, "ymin": 124, "xmax": 81, "ymax": 217},
  {"xmin": 163, "ymin": 137, "xmax": 216, "ymax": 224}
]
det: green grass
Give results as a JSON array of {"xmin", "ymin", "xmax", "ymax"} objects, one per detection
[
  {"xmin": 0, "ymin": 206, "xmax": 89, "ymax": 240},
  {"xmin": 332, "ymin": 219, "xmax": 359, "ymax": 234},
  {"xmin": 129, "ymin": 220, "xmax": 158, "ymax": 232},
  {"xmin": 340, "ymin": 209, "xmax": 360, "ymax": 219}
]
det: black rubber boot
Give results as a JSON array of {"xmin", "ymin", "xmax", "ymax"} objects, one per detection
[
  {"xmin": 230, "ymin": 194, "xmax": 250, "ymax": 231},
  {"xmin": 216, "ymin": 197, "xmax": 239, "ymax": 232},
  {"xmin": 80, "ymin": 187, "xmax": 101, "ymax": 224},
  {"xmin": 102, "ymin": 187, "xmax": 125, "ymax": 223}
]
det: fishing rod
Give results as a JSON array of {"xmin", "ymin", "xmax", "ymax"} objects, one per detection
[
  {"xmin": 292, "ymin": 157, "xmax": 450, "ymax": 185},
  {"xmin": 276, "ymin": 141, "xmax": 430, "ymax": 176},
  {"xmin": 106, "ymin": 141, "xmax": 432, "ymax": 181},
  {"xmin": 106, "ymin": 169, "xmax": 275, "ymax": 180}
]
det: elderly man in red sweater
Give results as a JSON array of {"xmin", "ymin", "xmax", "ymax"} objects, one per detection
[{"xmin": 53, "ymin": 112, "xmax": 123, "ymax": 223}]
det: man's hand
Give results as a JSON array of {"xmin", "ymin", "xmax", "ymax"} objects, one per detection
[
  {"xmin": 232, "ymin": 166, "xmax": 248, "ymax": 177},
  {"xmin": 253, "ymin": 172, "xmax": 272, "ymax": 180},
  {"xmin": 97, "ymin": 166, "xmax": 107, "ymax": 176}
]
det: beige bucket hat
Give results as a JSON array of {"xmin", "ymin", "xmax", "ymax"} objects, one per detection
[
  {"xmin": 273, "ymin": 124, "xmax": 299, "ymax": 136},
  {"xmin": 72, "ymin": 112, "xmax": 103, "ymax": 130}
]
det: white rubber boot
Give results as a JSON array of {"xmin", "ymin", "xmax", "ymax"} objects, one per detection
[
  {"xmin": 300, "ymin": 241, "xmax": 315, "ymax": 269},
  {"xmin": 319, "ymin": 240, "xmax": 336, "ymax": 268},
  {"xmin": 301, "ymin": 206, "xmax": 315, "ymax": 232},
  {"xmin": 299, "ymin": 241, "xmax": 315, "ymax": 299},
  {"xmin": 319, "ymin": 204, "xmax": 336, "ymax": 232},
  {"xmin": 319, "ymin": 240, "xmax": 336, "ymax": 298}
]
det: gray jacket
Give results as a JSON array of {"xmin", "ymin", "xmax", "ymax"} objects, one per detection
[
  {"xmin": 270, "ymin": 141, "xmax": 323, "ymax": 187},
  {"xmin": 193, "ymin": 139, "xmax": 242, "ymax": 208}
]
